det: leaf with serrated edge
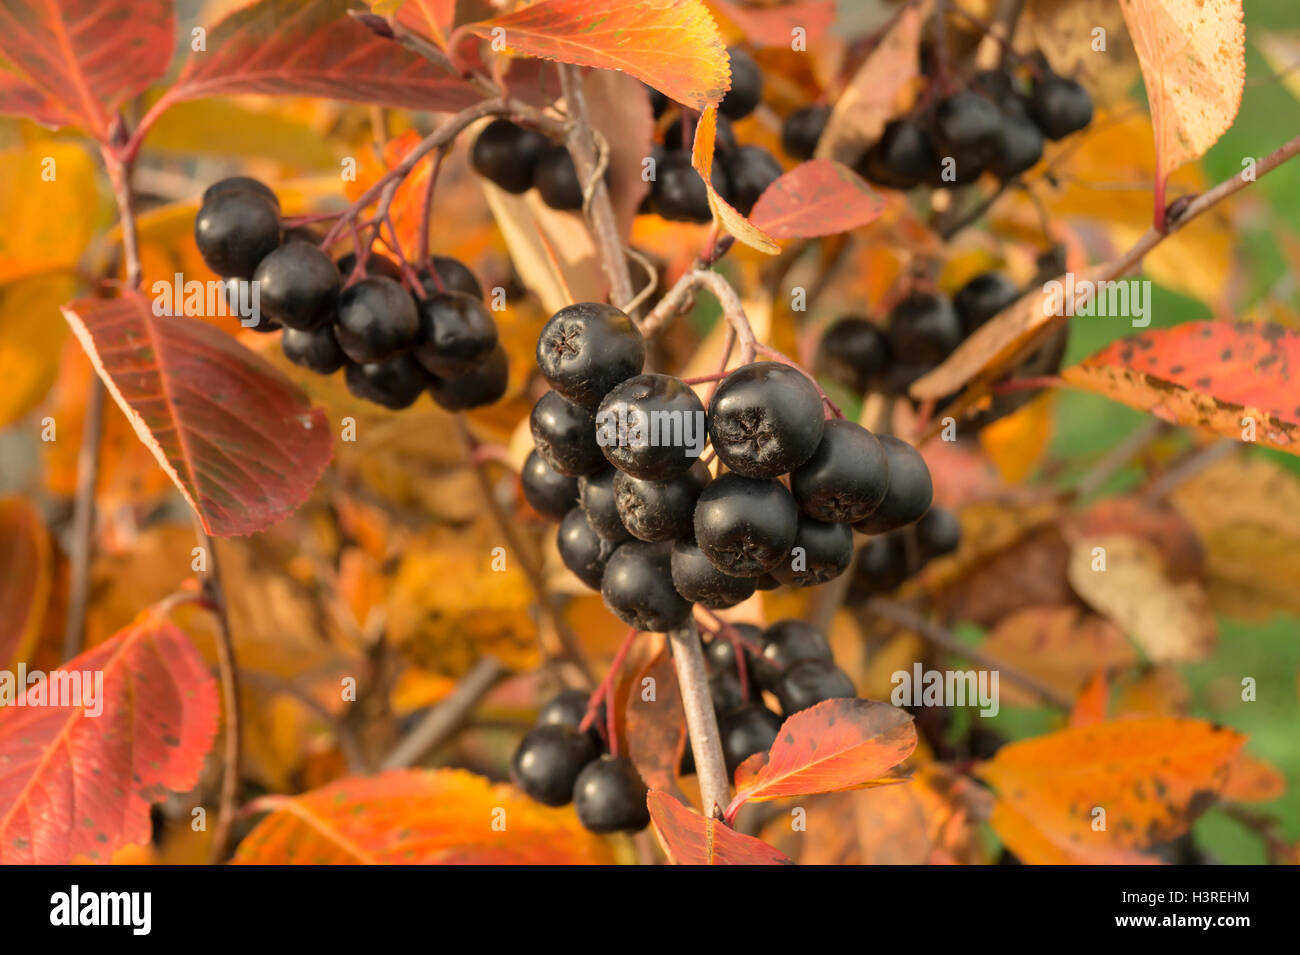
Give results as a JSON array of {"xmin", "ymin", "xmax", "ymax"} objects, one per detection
[
  {"xmin": 648, "ymin": 791, "xmax": 792, "ymax": 865},
  {"xmin": 691, "ymin": 105, "xmax": 780, "ymax": 253}
]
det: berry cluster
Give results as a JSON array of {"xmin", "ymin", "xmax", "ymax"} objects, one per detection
[
  {"xmin": 193, "ymin": 176, "xmax": 508, "ymax": 411},
  {"xmin": 816, "ymin": 269, "xmax": 1022, "ymax": 395},
  {"xmin": 471, "ymin": 118, "xmax": 594, "ymax": 211},
  {"xmin": 511, "ymin": 689, "xmax": 651, "ymax": 834},
  {"xmin": 846, "ymin": 505, "xmax": 960, "ymax": 603}
]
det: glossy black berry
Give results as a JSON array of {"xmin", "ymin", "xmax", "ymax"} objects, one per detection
[
  {"xmin": 775, "ymin": 659, "xmax": 855, "ymax": 715},
  {"xmin": 534, "ymin": 144, "xmax": 584, "ymax": 211},
  {"xmin": 670, "ymin": 537, "xmax": 758, "ymax": 609},
  {"xmin": 413, "ymin": 291, "xmax": 498, "ymax": 376},
  {"xmin": 281, "ymin": 325, "xmax": 346, "ymax": 374},
  {"xmin": 723, "ymin": 146, "xmax": 782, "ymax": 216},
  {"xmin": 769, "ymin": 515, "xmax": 853, "ymax": 588},
  {"xmin": 989, "ymin": 100, "xmax": 1044, "ymax": 179},
  {"xmin": 345, "ymin": 353, "xmax": 430, "ymax": 410},
  {"xmin": 537, "ymin": 689, "xmax": 591, "ymax": 729},
  {"xmin": 557, "ymin": 507, "xmax": 617, "ymax": 590},
  {"xmin": 720, "ymin": 48, "xmax": 762, "ymax": 120},
  {"xmin": 852, "ymin": 435, "xmax": 933, "ymax": 534},
  {"xmin": 708, "ymin": 362, "xmax": 825, "ymax": 478},
  {"xmin": 847, "ymin": 533, "xmax": 910, "ymax": 601},
  {"xmin": 253, "ymin": 239, "xmax": 339, "ymax": 331},
  {"xmin": 933, "ymin": 90, "xmax": 1003, "ymax": 175},
  {"xmin": 224, "ymin": 278, "xmax": 277, "ymax": 331},
  {"xmin": 720, "ymin": 704, "xmax": 781, "ymax": 774},
  {"xmin": 427, "ymin": 344, "xmax": 508, "ymax": 410},
  {"xmin": 1029, "ymin": 72, "xmax": 1093, "ymax": 140},
  {"xmin": 202, "ymin": 176, "xmax": 279, "ymax": 209},
  {"xmin": 471, "ymin": 119, "xmax": 548, "ymax": 193},
  {"xmin": 596, "ymin": 373, "xmax": 706, "ymax": 480},
  {"xmin": 536, "ymin": 302, "xmax": 645, "ymax": 408},
  {"xmin": 530, "ymin": 390, "xmax": 605, "ymax": 478},
  {"xmin": 194, "ymin": 190, "xmax": 280, "ymax": 279},
  {"xmin": 954, "ymin": 271, "xmax": 1019, "ymax": 335},
  {"xmin": 816, "ymin": 317, "xmax": 890, "ymax": 394},
  {"xmin": 710, "ymin": 671, "xmax": 745, "ymax": 714},
  {"xmin": 693, "ymin": 473, "xmax": 799, "ymax": 577},
  {"xmin": 887, "ymin": 292, "xmax": 963, "ymax": 364},
  {"xmin": 579, "ymin": 467, "xmax": 633, "ymax": 542},
  {"xmin": 755, "ymin": 619, "xmax": 832, "ymax": 691},
  {"xmin": 521, "ymin": 449, "xmax": 579, "ymax": 521},
  {"xmin": 337, "ymin": 251, "xmax": 402, "ymax": 282},
  {"xmin": 791, "ymin": 419, "xmax": 891, "ymax": 524},
  {"xmin": 334, "ymin": 276, "xmax": 420, "ymax": 364},
  {"xmin": 573, "ymin": 755, "xmax": 650, "ymax": 833},
  {"xmin": 419, "ymin": 255, "xmax": 484, "ymax": 299},
  {"xmin": 707, "ymin": 624, "xmax": 760, "ymax": 675},
  {"xmin": 916, "ymin": 506, "xmax": 961, "ymax": 558},
  {"xmin": 856, "ymin": 118, "xmax": 937, "ymax": 190},
  {"xmin": 601, "ymin": 540, "xmax": 693, "ymax": 632},
  {"xmin": 653, "ymin": 151, "xmax": 728, "ymax": 223},
  {"xmin": 512, "ymin": 724, "xmax": 597, "ymax": 806},
  {"xmin": 613, "ymin": 461, "xmax": 710, "ymax": 542},
  {"xmin": 782, "ymin": 104, "xmax": 831, "ymax": 161}
]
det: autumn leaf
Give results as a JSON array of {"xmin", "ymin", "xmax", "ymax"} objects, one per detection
[
  {"xmin": 648, "ymin": 790, "xmax": 792, "ymax": 865},
  {"xmin": 1118, "ymin": 0, "xmax": 1245, "ymax": 227},
  {"xmin": 692, "ymin": 105, "xmax": 780, "ymax": 253},
  {"xmin": 709, "ymin": 0, "xmax": 836, "ymax": 49},
  {"xmin": 0, "ymin": 0, "xmax": 174, "ymax": 139},
  {"xmin": 61, "ymin": 293, "xmax": 332, "ymax": 537},
  {"xmin": 236, "ymin": 768, "xmax": 614, "ymax": 864},
  {"xmin": 624, "ymin": 648, "xmax": 687, "ymax": 797},
  {"xmin": 0, "ymin": 607, "xmax": 220, "ymax": 864},
  {"xmin": 1024, "ymin": 0, "xmax": 1140, "ymax": 107},
  {"xmin": 1069, "ymin": 671, "xmax": 1111, "ymax": 728},
  {"xmin": 0, "ymin": 497, "xmax": 51, "ymax": 668},
  {"xmin": 990, "ymin": 800, "xmax": 1164, "ymax": 865},
  {"xmin": 977, "ymin": 391, "xmax": 1055, "ymax": 484},
  {"xmin": 0, "ymin": 142, "xmax": 101, "ymax": 286},
  {"xmin": 1061, "ymin": 321, "xmax": 1300, "ymax": 454},
  {"xmin": 748, "ymin": 159, "xmax": 883, "ymax": 239},
  {"xmin": 386, "ymin": 0, "xmax": 457, "ymax": 50}
]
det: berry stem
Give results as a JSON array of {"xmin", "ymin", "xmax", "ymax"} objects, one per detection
[
  {"xmin": 669, "ymin": 620, "xmax": 732, "ymax": 820},
  {"xmin": 416, "ymin": 149, "xmax": 446, "ymax": 267},
  {"xmin": 578, "ymin": 626, "xmax": 641, "ymax": 758}
]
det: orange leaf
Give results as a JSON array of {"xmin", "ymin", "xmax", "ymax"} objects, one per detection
[
  {"xmin": 624, "ymin": 647, "xmax": 687, "ymax": 797},
  {"xmin": 648, "ymin": 790, "xmax": 792, "ymax": 865},
  {"xmin": 1069, "ymin": 671, "xmax": 1111, "ymax": 728},
  {"xmin": 691, "ymin": 105, "xmax": 780, "ymax": 253},
  {"xmin": 0, "ymin": 497, "xmax": 51, "ymax": 668},
  {"xmin": 990, "ymin": 800, "xmax": 1165, "ymax": 865},
  {"xmin": 709, "ymin": 0, "xmax": 836, "ymax": 49},
  {"xmin": 1221, "ymin": 752, "xmax": 1286, "ymax": 804},
  {"xmin": 748, "ymin": 159, "xmax": 883, "ymax": 240},
  {"xmin": 464, "ymin": 0, "xmax": 730, "ymax": 111},
  {"xmin": 387, "ymin": 0, "xmax": 457, "ymax": 51}
]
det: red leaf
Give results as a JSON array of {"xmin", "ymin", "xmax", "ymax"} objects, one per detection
[
  {"xmin": 0, "ymin": 607, "xmax": 219, "ymax": 864},
  {"xmin": 749, "ymin": 159, "xmax": 883, "ymax": 239},
  {"xmin": 390, "ymin": 0, "xmax": 458, "ymax": 50},
  {"xmin": 160, "ymin": 0, "xmax": 479, "ymax": 113},
  {"xmin": 710, "ymin": 0, "xmax": 835, "ymax": 49},
  {"xmin": 647, "ymin": 791, "xmax": 792, "ymax": 865},
  {"xmin": 61, "ymin": 293, "xmax": 332, "ymax": 537},
  {"xmin": 1060, "ymin": 320, "xmax": 1300, "ymax": 454},
  {"xmin": 464, "ymin": 0, "xmax": 730, "ymax": 111},
  {"xmin": 624, "ymin": 648, "xmax": 687, "ymax": 797},
  {"xmin": 0, "ymin": 0, "xmax": 174, "ymax": 139},
  {"xmin": 726, "ymin": 698, "xmax": 916, "ymax": 820}
]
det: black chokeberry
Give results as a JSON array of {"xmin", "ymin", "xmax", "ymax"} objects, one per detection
[
  {"xmin": 708, "ymin": 362, "xmax": 824, "ymax": 478},
  {"xmin": 693, "ymin": 473, "xmax": 799, "ymax": 577},
  {"xmin": 557, "ymin": 507, "xmax": 617, "ymax": 590},
  {"xmin": 856, "ymin": 118, "xmax": 937, "ymax": 190},
  {"xmin": 719, "ymin": 703, "xmax": 781, "ymax": 774},
  {"xmin": 521, "ymin": 449, "xmax": 579, "ymax": 521},
  {"xmin": 706, "ymin": 624, "xmax": 760, "ymax": 674},
  {"xmin": 755, "ymin": 619, "xmax": 832, "ymax": 691},
  {"xmin": 202, "ymin": 176, "xmax": 279, "ymax": 209},
  {"xmin": 791, "ymin": 419, "xmax": 891, "ymax": 524},
  {"xmin": 334, "ymin": 276, "xmax": 420, "ymax": 363},
  {"xmin": 512, "ymin": 724, "xmax": 597, "ymax": 806},
  {"xmin": 775, "ymin": 659, "xmax": 855, "ymax": 715},
  {"xmin": 782, "ymin": 104, "xmax": 831, "ymax": 161},
  {"xmin": 530, "ymin": 390, "xmax": 605, "ymax": 478},
  {"xmin": 536, "ymin": 302, "xmax": 645, "ymax": 408},
  {"xmin": 847, "ymin": 533, "xmax": 910, "ymax": 601},
  {"xmin": 816, "ymin": 317, "xmax": 890, "ymax": 394},
  {"xmin": 887, "ymin": 291, "xmax": 963, "ymax": 364},
  {"xmin": 723, "ymin": 145, "xmax": 782, "ymax": 216},
  {"xmin": 769, "ymin": 515, "xmax": 853, "ymax": 588},
  {"xmin": 670, "ymin": 537, "xmax": 758, "ymax": 610},
  {"xmin": 653, "ymin": 151, "xmax": 727, "ymax": 223},
  {"xmin": 471, "ymin": 118, "xmax": 548, "ymax": 193},
  {"xmin": 579, "ymin": 467, "xmax": 633, "ymax": 542},
  {"xmin": 1029, "ymin": 72, "xmax": 1093, "ymax": 140},
  {"xmin": 710, "ymin": 671, "xmax": 745, "ymax": 714},
  {"xmin": 253, "ymin": 239, "xmax": 339, "ymax": 331},
  {"xmin": 534, "ymin": 144, "xmax": 584, "ymax": 211},
  {"xmin": 281, "ymin": 325, "xmax": 346, "ymax": 374},
  {"xmin": 989, "ymin": 99, "xmax": 1044, "ymax": 179},
  {"xmin": 420, "ymin": 255, "xmax": 484, "ymax": 299},
  {"xmin": 537, "ymin": 689, "xmax": 592, "ymax": 730},
  {"xmin": 427, "ymin": 343, "xmax": 508, "ymax": 410},
  {"xmin": 596, "ymin": 373, "xmax": 706, "ymax": 480},
  {"xmin": 916, "ymin": 506, "xmax": 961, "ymax": 558},
  {"xmin": 601, "ymin": 540, "xmax": 693, "ymax": 632},
  {"xmin": 194, "ymin": 189, "xmax": 280, "ymax": 279},
  {"xmin": 573, "ymin": 755, "xmax": 650, "ymax": 833},
  {"xmin": 344, "ymin": 353, "xmax": 430, "ymax": 410},
  {"xmin": 932, "ymin": 90, "xmax": 1003, "ymax": 176},
  {"xmin": 224, "ymin": 278, "xmax": 277, "ymax": 331},
  {"xmin": 852, "ymin": 435, "xmax": 933, "ymax": 534},
  {"xmin": 337, "ymin": 251, "xmax": 402, "ymax": 282},
  {"xmin": 720, "ymin": 48, "xmax": 762, "ymax": 120},
  {"xmin": 413, "ymin": 291, "xmax": 498, "ymax": 376},
  {"xmin": 954, "ymin": 271, "xmax": 1019, "ymax": 335},
  {"xmin": 613, "ymin": 461, "xmax": 710, "ymax": 542}
]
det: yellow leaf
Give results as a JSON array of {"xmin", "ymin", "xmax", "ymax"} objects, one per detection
[
  {"xmin": 978, "ymin": 391, "xmax": 1055, "ymax": 483},
  {"xmin": 0, "ymin": 273, "xmax": 74, "ymax": 426},
  {"xmin": 145, "ymin": 98, "xmax": 338, "ymax": 167},
  {"xmin": 1024, "ymin": 0, "xmax": 1140, "ymax": 107},
  {"xmin": 0, "ymin": 142, "xmax": 101, "ymax": 284}
]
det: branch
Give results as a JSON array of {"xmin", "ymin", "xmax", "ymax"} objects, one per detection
[
  {"xmin": 380, "ymin": 657, "xmax": 508, "ymax": 770},
  {"xmin": 668, "ymin": 620, "xmax": 731, "ymax": 819}
]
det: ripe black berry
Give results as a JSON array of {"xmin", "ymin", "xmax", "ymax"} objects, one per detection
[
  {"xmin": 537, "ymin": 689, "xmax": 592, "ymax": 730},
  {"xmin": 596, "ymin": 373, "xmax": 706, "ymax": 480},
  {"xmin": 856, "ymin": 118, "xmax": 937, "ymax": 190},
  {"xmin": 722, "ymin": 145, "xmax": 782, "ymax": 216},
  {"xmin": 579, "ymin": 467, "xmax": 633, "ymax": 542},
  {"xmin": 224, "ymin": 278, "xmax": 278, "ymax": 332},
  {"xmin": 253, "ymin": 239, "xmax": 339, "ymax": 331},
  {"xmin": 530, "ymin": 390, "xmax": 605, "ymax": 477},
  {"xmin": 816, "ymin": 317, "xmax": 890, "ymax": 394},
  {"xmin": 954, "ymin": 271, "xmax": 1020, "ymax": 335},
  {"xmin": 512, "ymin": 724, "xmax": 597, "ymax": 806},
  {"xmin": 601, "ymin": 540, "xmax": 693, "ymax": 632},
  {"xmin": 693, "ymin": 473, "xmax": 799, "ymax": 577},
  {"xmin": 916, "ymin": 506, "xmax": 961, "ymax": 558},
  {"xmin": 344, "ymin": 353, "xmax": 430, "ymax": 410},
  {"xmin": 536, "ymin": 302, "xmax": 645, "ymax": 408},
  {"xmin": 281, "ymin": 325, "xmax": 346, "ymax": 374},
  {"xmin": 202, "ymin": 176, "xmax": 279, "ymax": 209},
  {"xmin": 775, "ymin": 659, "xmax": 855, "ymax": 715},
  {"xmin": 427, "ymin": 344, "xmax": 508, "ymax": 410},
  {"xmin": 719, "ymin": 703, "xmax": 781, "ymax": 774},
  {"xmin": 720, "ymin": 48, "xmax": 762, "ymax": 120},
  {"xmin": 573, "ymin": 755, "xmax": 650, "ymax": 833},
  {"xmin": 707, "ymin": 624, "xmax": 760, "ymax": 676},
  {"xmin": 653, "ymin": 151, "xmax": 728, "ymax": 223},
  {"xmin": 413, "ymin": 291, "xmax": 498, "ymax": 376},
  {"xmin": 708, "ymin": 362, "xmax": 824, "ymax": 478},
  {"xmin": 521, "ymin": 449, "xmax": 579, "ymax": 521},
  {"xmin": 710, "ymin": 671, "xmax": 745, "ymax": 714},
  {"xmin": 420, "ymin": 255, "xmax": 484, "ymax": 299},
  {"xmin": 769, "ymin": 515, "xmax": 853, "ymax": 587},
  {"xmin": 334, "ymin": 276, "xmax": 420, "ymax": 363},
  {"xmin": 534, "ymin": 144, "xmax": 584, "ymax": 210},
  {"xmin": 613, "ymin": 461, "xmax": 710, "ymax": 542},
  {"xmin": 755, "ymin": 619, "xmax": 832, "ymax": 691},
  {"xmin": 194, "ymin": 190, "xmax": 280, "ymax": 279},
  {"xmin": 557, "ymin": 507, "xmax": 617, "ymax": 590},
  {"xmin": 1029, "ymin": 72, "xmax": 1093, "ymax": 140},
  {"xmin": 932, "ymin": 90, "xmax": 1003, "ymax": 176},
  {"xmin": 337, "ymin": 251, "xmax": 402, "ymax": 282},
  {"xmin": 887, "ymin": 292, "xmax": 963, "ymax": 364},
  {"xmin": 471, "ymin": 118, "xmax": 548, "ymax": 193},
  {"xmin": 847, "ymin": 533, "xmax": 910, "ymax": 601},
  {"xmin": 989, "ymin": 98, "xmax": 1044, "ymax": 179},
  {"xmin": 670, "ymin": 537, "xmax": 758, "ymax": 609},
  {"xmin": 852, "ymin": 435, "xmax": 933, "ymax": 534},
  {"xmin": 791, "ymin": 419, "xmax": 891, "ymax": 524},
  {"xmin": 781, "ymin": 104, "xmax": 831, "ymax": 161}
]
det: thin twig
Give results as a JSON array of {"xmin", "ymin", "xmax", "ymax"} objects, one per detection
[
  {"xmin": 62, "ymin": 380, "xmax": 103, "ymax": 661},
  {"xmin": 669, "ymin": 620, "xmax": 731, "ymax": 819},
  {"xmin": 1141, "ymin": 438, "xmax": 1238, "ymax": 504},
  {"xmin": 380, "ymin": 657, "xmax": 508, "ymax": 770}
]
